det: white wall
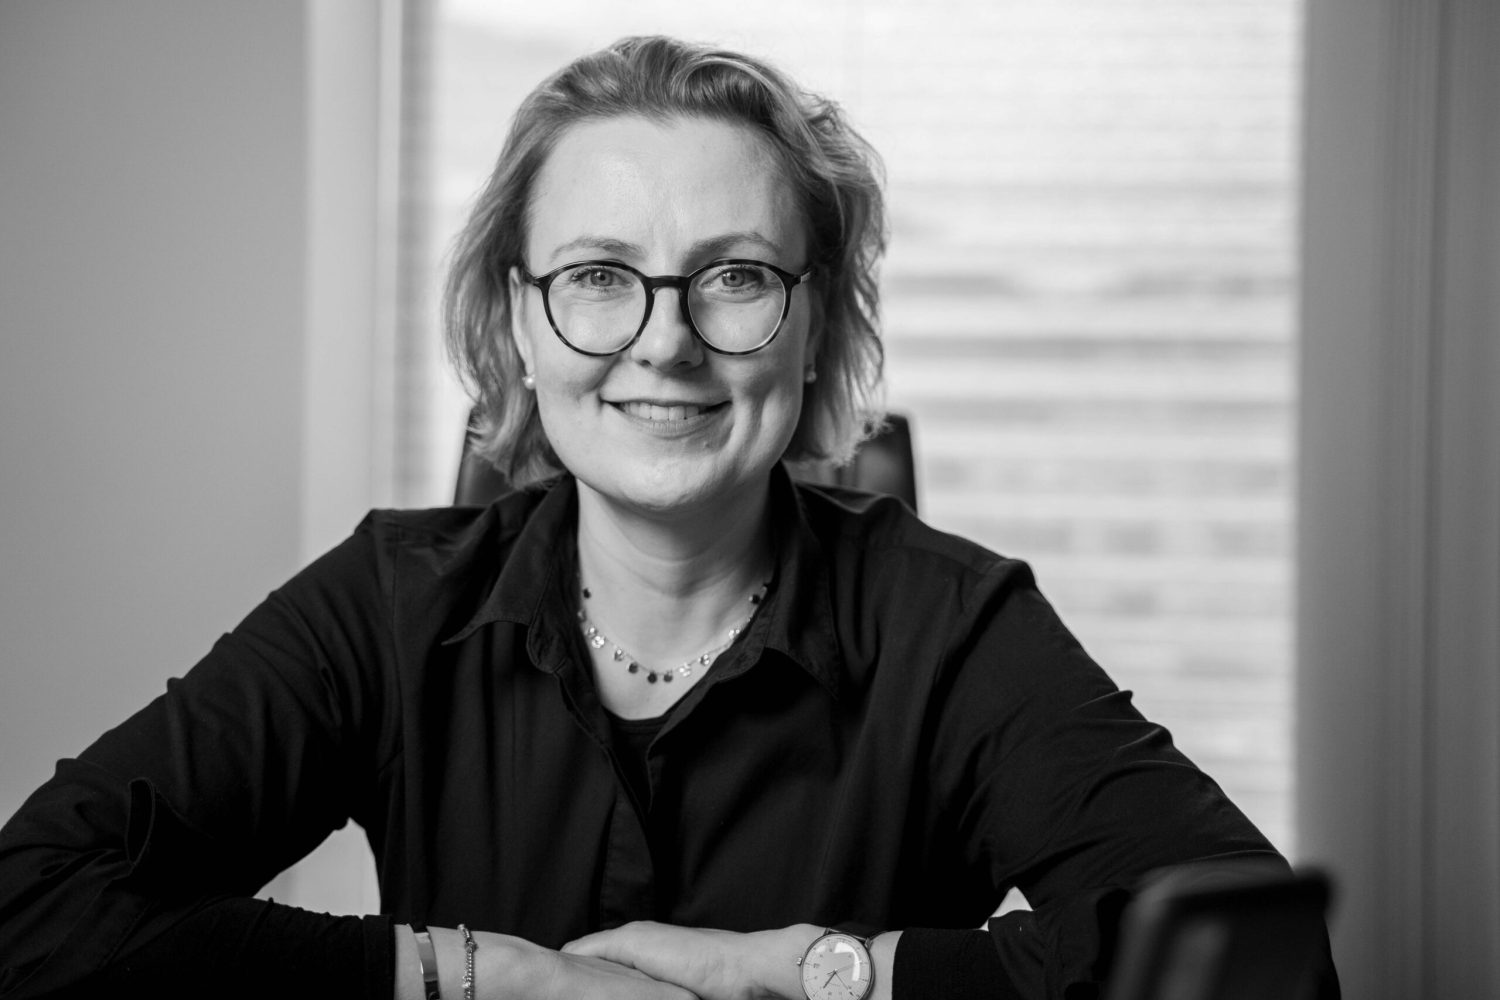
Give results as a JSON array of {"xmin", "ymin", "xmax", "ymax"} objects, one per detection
[
  {"xmin": 1298, "ymin": 0, "xmax": 1500, "ymax": 997},
  {"xmin": 0, "ymin": 0, "xmax": 384, "ymax": 908}
]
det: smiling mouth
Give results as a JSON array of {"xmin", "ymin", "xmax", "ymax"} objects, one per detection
[{"xmin": 615, "ymin": 401, "xmax": 726, "ymax": 422}]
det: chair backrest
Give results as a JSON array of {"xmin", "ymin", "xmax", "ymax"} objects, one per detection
[
  {"xmin": 784, "ymin": 413, "xmax": 917, "ymax": 511},
  {"xmin": 453, "ymin": 410, "xmax": 918, "ymax": 512},
  {"xmin": 1104, "ymin": 861, "xmax": 1334, "ymax": 1000}
]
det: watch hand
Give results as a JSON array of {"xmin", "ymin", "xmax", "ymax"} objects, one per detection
[{"xmin": 824, "ymin": 970, "xmax": 841, "ymax": 988}]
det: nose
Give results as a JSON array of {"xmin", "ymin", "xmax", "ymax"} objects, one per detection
[{"xmin": 628, "ymin": 284, "xmax": 704, "ymax": 371}]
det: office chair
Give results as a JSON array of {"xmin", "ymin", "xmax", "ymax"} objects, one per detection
[
  {"xmin": 1104, "ymin": 861, "xmax": 1335, "ymax": 1000},
  {"xmin": 454, "ymin": 408, "xmax": 917, "ymax": 512}
]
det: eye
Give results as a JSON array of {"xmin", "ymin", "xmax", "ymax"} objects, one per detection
[
  {"xmin": 565, "ymin": 265, "xmax": 627, "ymax": 288},
  {"xmin": 700, "ymin": 263, "xmax": 772, "ymax": 296},
  {"xmin": 551, "ymin": 263, "xmax": 639, "ymax": 303}
]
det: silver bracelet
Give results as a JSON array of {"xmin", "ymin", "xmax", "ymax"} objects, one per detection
[
  {"xmin": 459, "ymin": 924, "xmax": 477, "ymax": 1000},
  {"xmin": 411, "ymin": 922, "xmax": 441, "ymax": 1000}
]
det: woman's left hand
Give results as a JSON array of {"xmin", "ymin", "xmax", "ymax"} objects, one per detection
[{"xmin": 562, "ymin": 921, "xmax": 824, "ymax": 1000}]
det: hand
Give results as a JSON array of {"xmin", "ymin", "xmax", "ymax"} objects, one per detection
[
  {"xmin": 534, "ymin": 947, "xmax": 702, "ymax": 1000},
  {"xmin": 563, "ymin": 921, "xmax": 824, "ymax": 1000},
  {"xmin": 395, "ymin": 924, "xmax": 698, "ymax": 1000}
]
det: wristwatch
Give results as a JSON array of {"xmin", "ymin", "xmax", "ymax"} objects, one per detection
[{"xmin": 798, "ymin": 928, "xmax": 877, "ymax": 1000}]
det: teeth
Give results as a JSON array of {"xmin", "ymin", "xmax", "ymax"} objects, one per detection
[{"xmin": 621, "ymin": 402, "xmax": 706, "ymax": 421}]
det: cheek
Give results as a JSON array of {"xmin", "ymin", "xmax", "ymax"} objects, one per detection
[
  {"xmin": 742, "ymin": 355, "xmax": 811, "ymax": 437},
  {"xmin": 535, "ymin": 364, "xmax": 605, "ymax": 411},
  {"xmin": 528, "ymin": 351, "xmax": 612, "ymax": 447},
  {"xmin": 529, "ymin": 320, "xmax": 607, "ymax": 389}
]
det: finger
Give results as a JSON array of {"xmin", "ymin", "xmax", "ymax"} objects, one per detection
[
  {"xmin": 557, "ymin": 953, "xmax": 701, "ymax": 999},
  {"xmin": 568, "ymin": 953, "xmax": 649, "ymax": 977},
  {"xmin": 563, "ymin": 920, "xmax": 663, "ymax": 957},
  {"xmin": 561, "ymin": 928, "xmax": 620, "ymax": 956}
]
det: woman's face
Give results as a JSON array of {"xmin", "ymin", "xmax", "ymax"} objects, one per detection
[{"xmin": 511, "ymin": 115, "xmax": 817, "ymax": 518}]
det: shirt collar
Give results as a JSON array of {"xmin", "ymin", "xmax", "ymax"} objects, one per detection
[
  {"xmin": 443, "ymin": 464, "xmax": 844, "ymax": 698},
  {"xmin": 759, "ymin": 464, "xmax": 844, "ymax": 697},
  {"xmin": 442, "ymin": 477, "xmax": 578, "ymax": 647}
]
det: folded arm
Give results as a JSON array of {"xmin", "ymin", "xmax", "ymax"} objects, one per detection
[{"xmin": 0, "ymin": 522, "xmax": 393, "ymax": 997}]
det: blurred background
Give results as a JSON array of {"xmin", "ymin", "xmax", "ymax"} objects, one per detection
[{"xmin": 1, "ymin": 2, "xmax": 1495, "ymax": 997}]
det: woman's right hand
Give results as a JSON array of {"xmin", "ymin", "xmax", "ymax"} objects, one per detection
[
  {"xmin": 395, "ymin": 923, "xmax": 699, "ymax": 1000},
  {"xmin": 533, "ymin": 947, "xmax": 702, "ymax": 999}
]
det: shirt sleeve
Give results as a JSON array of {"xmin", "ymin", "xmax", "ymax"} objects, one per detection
[
  {"xmin": 893, "ymin": 928, "xmax": 1015, "ymax": 1000},
  {"xmin": 910, "ymin": 561, "xmax": 1326, "ymax": 999},
  {"xmin": 0, "ymin": 516, "xmax": 397, "ymax": 999}
]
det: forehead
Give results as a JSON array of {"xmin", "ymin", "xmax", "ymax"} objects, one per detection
[{"xmin": 525, "ymin": 115, "xmax": 807, "ymax": 267}]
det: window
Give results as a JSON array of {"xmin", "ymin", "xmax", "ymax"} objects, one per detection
[{"xmin": 411, "ymin": 0, "xmax": 1301, "ymax": 853}]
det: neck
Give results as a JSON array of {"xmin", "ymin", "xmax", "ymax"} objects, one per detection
[{"xmin": 573, "ymin": 478, "xmax": 773, "ymax": 666}]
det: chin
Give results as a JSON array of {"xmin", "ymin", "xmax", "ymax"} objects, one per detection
[
  {"xmin": 584, "ymin": 460, "xmax": 768, "ymax": 520},
  {"xmin": 621, "ymin": 475, "xmax": 725, "ymax": 517}
]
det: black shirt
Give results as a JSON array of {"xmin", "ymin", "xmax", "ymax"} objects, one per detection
[{"xmin": 0, "ymin": 466, "xmax": 1283, "ymax": 998}]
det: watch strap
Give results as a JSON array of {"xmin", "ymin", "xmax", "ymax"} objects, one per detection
[{"xmin": 411, "ymin": 922, "xmax": 442, "ymax": 1000}]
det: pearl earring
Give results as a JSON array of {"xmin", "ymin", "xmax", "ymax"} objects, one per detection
[
  {"xmin": 521, "ymin": 373, "xmax": 536, "ymax": 390},
  {"xmin": 803, "ymin": 365, "xmax": 818, "ymax": 384}
]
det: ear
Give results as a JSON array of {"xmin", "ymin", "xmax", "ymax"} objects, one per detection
[
  {"xmin": 508, "ymin": 266, "xmax": 537, "ymax": 374},
  {"xmin": 807, "ymin": 321, "xmax": 824, "ymax": 368},
  {"xmin": 804, "ymin": 292, "xmax": 826, "ymax": 370}
]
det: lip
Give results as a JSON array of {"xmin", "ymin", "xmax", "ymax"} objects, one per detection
[
  {"xmin": 614, "ymin": 400, "xmax": 724, "ymax": 421},
  {"xmin": 608, "ymin": 399, "xmax": 729, "ymax": 436}
]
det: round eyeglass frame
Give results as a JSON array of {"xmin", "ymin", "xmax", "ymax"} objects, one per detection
[{"xmin": 519, "ymin": 258, "xmax": 815, "ymax": 357}]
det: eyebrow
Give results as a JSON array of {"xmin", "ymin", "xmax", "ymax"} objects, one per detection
[{"xmin": 547, "ymin": 231, "xmax": 789, "ymax": 267}]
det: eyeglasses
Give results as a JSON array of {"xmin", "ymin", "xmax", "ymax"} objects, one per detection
[{"xmin": 519, "ymin": 258, "xmax": 813, "ymax": 357}]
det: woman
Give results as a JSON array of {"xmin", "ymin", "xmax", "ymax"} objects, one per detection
[{"xmin": 0, "ymin": 36, "xmax": 1324, "ymax": 1000}]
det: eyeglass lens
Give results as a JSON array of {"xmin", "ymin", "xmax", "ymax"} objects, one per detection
[{"xmin": 545, "ymin": 262, "xmax": 786, "ymax": 353}]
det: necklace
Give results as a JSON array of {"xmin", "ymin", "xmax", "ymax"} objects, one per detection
[{"xmin": 577, "ymin": 577, "xmax": 771, "ymax": 685}]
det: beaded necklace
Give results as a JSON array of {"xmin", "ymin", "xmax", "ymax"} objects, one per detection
[{"xmin": 577, "ymin": 577, "xmax": 771, "ymax": 685}]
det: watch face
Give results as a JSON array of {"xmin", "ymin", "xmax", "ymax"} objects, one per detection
[{"xmin": 800, "ymin": 932, "xmax": 873, "ymax": 1000}]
